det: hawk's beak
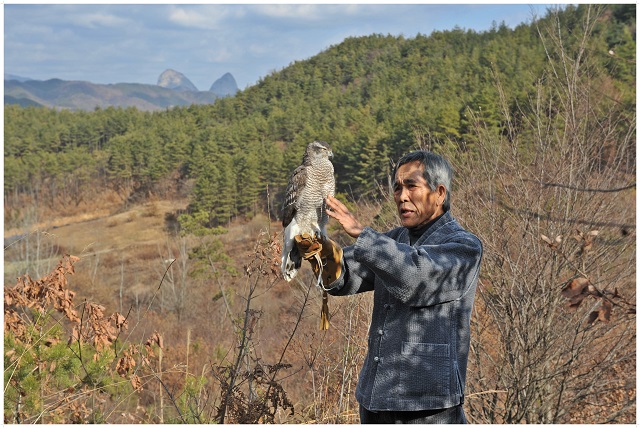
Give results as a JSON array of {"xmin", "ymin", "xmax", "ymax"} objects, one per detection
[{"xmin": 328, "ymin": 150, "xmax": 334, "ymax": 159}]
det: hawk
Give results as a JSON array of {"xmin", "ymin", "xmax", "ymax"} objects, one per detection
[{"xmin": 281, "ymin": 141, "xmax": 335, "ymax": 282}]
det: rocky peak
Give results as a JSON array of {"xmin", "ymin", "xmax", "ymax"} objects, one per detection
[
  {"xmin": 209, "ymin": 72, "xmax": 238, "ymax": 97},
  {"xmin": 157, "ymin": 69, "xmax": 198, "ymax": 92}
]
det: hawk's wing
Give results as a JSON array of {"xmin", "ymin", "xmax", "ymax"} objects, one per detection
[{"xmin": 282, "ymin": 164, "xmax": 307, "ymax": 228}]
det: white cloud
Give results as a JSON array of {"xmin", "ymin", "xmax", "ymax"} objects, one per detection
[
  {"xmin": 167, "ymin": 5, "xmax": 237, "ymax": 30},
  {"xmin": 70, "ymin": 12, "xmax": 130, "ymax": 29},
  {"xmin": 255, "ymin": 4, "xmax": 365, "ymax": 21},
  {"xmin": 204, "ymin": 46, "xmax": 234, "ymax": 63}
]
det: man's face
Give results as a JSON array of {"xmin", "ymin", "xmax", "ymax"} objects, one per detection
[{"xmin": 393, "ymin": 161, "xmax": 445, "ymax": 229}]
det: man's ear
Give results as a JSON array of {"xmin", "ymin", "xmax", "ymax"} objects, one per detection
[{"xmin": 437, "ymin": 185, "xmax": 447, "ymax": 206}]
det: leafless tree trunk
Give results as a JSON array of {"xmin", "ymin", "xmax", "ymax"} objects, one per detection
[
  {"xmin": 156, "ymin": 236, "xmax": 191, "ymax": 320},
  {"xmin": 449, "ymin": 5, "xmax": 635, "ymax": 424}
]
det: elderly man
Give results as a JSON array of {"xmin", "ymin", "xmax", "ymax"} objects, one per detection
[{"xmin": 296, "ymin": 150, "xmax": 483, "ymax": 424}]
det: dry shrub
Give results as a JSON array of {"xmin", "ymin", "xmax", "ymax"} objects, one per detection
[
  {"xmin": 135, "ymin": 244, "xmax": 159, "ymax": 262},
  {"xmin": 143, "ymin": 202, "xmax": 160, "ymax": 218},
  {"xmin": 447, "ymin": 6, "xmax": 635, "ymax": 423}
]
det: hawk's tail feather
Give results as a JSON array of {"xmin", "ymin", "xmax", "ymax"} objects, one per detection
[{"xmin": 282, "ymin": 247, "xmax": 302, "ymax": 282}]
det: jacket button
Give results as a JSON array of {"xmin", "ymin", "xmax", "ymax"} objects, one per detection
[
  {"xmin": 373, "ymin": 356, "xmax": 380, "ymax": 362},
  {"xmin": 378, "ymin": 329, "xmax": 384, "ymax": 335}
]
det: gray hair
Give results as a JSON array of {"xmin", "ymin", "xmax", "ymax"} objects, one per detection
[{"xmin": 392, "ymin": 151, "xmax": 453, "ymax": 212}]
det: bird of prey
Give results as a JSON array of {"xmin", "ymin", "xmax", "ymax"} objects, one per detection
[{"xmin": 281, "ymin": 141, "xmax": 335, "ymax": 282}]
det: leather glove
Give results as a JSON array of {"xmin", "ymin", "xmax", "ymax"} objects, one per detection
[
  {"xmin": 294, "ymin": 233, "xmax": 343, "ymax": 331},
  {"xmin": 294, "ymin": 233, "xmax": 343, "ymax": 286}
]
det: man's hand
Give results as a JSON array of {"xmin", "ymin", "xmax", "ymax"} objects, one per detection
[{"xmin": 326, "ymin": 195, "xmax": 364, "ymax": 238}]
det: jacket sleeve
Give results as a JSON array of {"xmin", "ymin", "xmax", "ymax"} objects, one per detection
[{"xmin": 350, "ymin": 226, "xmax": 482, "ymax": 307}]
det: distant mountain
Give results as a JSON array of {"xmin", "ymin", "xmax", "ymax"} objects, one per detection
[
  {"xmin": 157, "ymin": 69, "xmax": 199, "ymax": 92},
  {"xmin": 4, "ymin": 70, "xmax": 239, "ymax": 111},
  {"xmin": 4, "ymin": 78, "xmax": 218, "ymax": 111},
  {"xmin": 4, "ymin": 94, "xmax": 44, "ymax": 107},
  {"xmin": 5, "ymin": 73, "xmax": 33, "ymax": 82},
  {"xmin": 210, "ymin": 72, "xmax": 238, "ymax": 97}
]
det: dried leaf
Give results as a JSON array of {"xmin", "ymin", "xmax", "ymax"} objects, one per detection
[
  {"xmin": 111, "ymin": 312, "xmax": 128, "ymax": 330},
  {"xmin": 561, "ymin": 277, "xmax": 589, "ymax": 298},
  {"xmin": 598, "ymin": 300, "xmax": 612, "ymax": 322},
  {"xmin": 131, "ymin": 374, "xmax": 143, "ymax": 392},
  {"xmin": 116, "ymin": 351, "xmax": 136, "ymax": 377},
  {"xmin": 586, "ymin": 284, "xmax": 602, "ymax": 297},
  {"xmin": 541, "ymin": 234, "xmax": 561, "ymax": 249},
  {"xmin": 68, "ymin": 326, "xmax": 80, "ymax": 345},
  {"xmin": 45, "ymin": 337, "xmax": 60, "ymax": 347}
]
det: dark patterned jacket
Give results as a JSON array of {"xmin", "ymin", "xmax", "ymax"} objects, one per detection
[{"xmin": 325, "ymin": 211, "xmax": 482, "ymax": 411}]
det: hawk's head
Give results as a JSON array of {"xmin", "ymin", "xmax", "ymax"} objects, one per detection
[{"xmin": 306, "ymin": 140, "xmax": 333, "ymax": 160}]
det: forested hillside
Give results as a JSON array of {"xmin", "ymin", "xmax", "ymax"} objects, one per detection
[
  {"xmin": 6, "ymin": 4, "xmax": 634, "ymax": 230},
  {"xmin": 4, "ymin": 4, "xmax": 636, "ymax": 424}
]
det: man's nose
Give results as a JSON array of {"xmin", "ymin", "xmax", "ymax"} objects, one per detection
[{"xmin": 397, "ymin": 186, "xmax": 410, "ymax": 202}]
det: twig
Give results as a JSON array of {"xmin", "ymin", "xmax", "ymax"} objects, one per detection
[
  {"xmin": 118, "ymin": 258, "xmax": 175, "ymax": 354},
  {"xmin": 217, "ymin": 273, "xmax": 260, "ymax": 423},
  {"xmin": 263, "ymin": 275, "xmax": 314, "ymax": 410},
  {"xmin": 467, "ymin": 389, "xmax": 508, "ymax": 398}
]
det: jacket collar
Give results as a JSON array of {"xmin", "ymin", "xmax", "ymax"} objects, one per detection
[{"xmin": 397, "ymin": 211, "xmax": 455, "ymax": 246}]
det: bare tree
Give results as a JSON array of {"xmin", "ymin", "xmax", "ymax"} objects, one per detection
[
  {"xmin": 448, "ymin": 5, "xmax": 635, "ymax": 423},
  {"xmin": 156, "ymin": 236, "xmax": 191, "ymax": 320}
]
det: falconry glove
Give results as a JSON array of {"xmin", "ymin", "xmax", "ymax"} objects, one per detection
[
  {"xmin": 294, "ymin": 233, "xmax": 343, "ymax": 330},
  {"xmin": 294, "ymin": 233, "xmax": 343, "ymax": 285}
]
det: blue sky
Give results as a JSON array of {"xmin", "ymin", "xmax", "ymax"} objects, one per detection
[{"xmin": 5, "ymin": 3, "xmax": 562, "ymax": 91}]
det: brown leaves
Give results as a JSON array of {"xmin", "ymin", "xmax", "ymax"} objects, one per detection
[
  {"xmin": 4, "ymin": 254, "xmax": 135, "ymax": 355},
  {"xmin": 65, "ymin": 306, "xmax": 129, "ymax": 353},
  {"xmin": 4, "ymin": 253, "xmax": 170, "ymax": 423},
  {"xmin": 541, "ymin": 234, "xmax": 563, "ymax": 249},
  {"xmin": 244, "ymin": 231, "xmax": 282, "ymax": 278},
  {"xmin": 111, "ymin": 312, "xmax": 128, "ymax": 330},
  {"xmin": 130, "ymin": 374, "xmax": 143, "ymax": 392},
  {"xmin": 115, "ymin": 342, "xmax": 156, "ymax": 393},
  {"xmin": 144, "ymin": 331, "xmax": 163, "ymax": 358},
  {"xmin": 543, "ymin": 229, "xmax": 630, "ymax": 326},
  {"xmin": 574, "ymin": 229, "xmax": 599, "ymax": 255},
  {"xmin": 4, "ymin": 255, "xmax": 81, "ymax": 335},
  {"xmin": 562, "ymin": 277, "xmax": 617, "ymax": 325},
  {"xmin": 561, "ymin": 277, "xmax": 601, "ymax": 310},
  {"xmin": 116, "ymin": 349, "xmax": 137, "ymax": 377},
  {"xmin": 541, "ymin": 229, "xmax": 599, "ymax": 255},
  {"xmin": 587, "ymin": 299, "xmax": 612, "ymax": 324},
  {"xmin": 4, "ymin": 309, "xmax": 26, "ymax": 338}
]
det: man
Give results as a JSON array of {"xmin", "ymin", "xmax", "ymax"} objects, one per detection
[{"xmin": 296, "ymin": 150, "xmax": 482, "ymax": 424}]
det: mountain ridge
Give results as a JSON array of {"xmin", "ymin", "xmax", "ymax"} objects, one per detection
[
  {"xmin": 210, "ymin": 72, "xmax": 239, "ymax": 97},
  {"xmin": 4, "ymin": 70, "xmax": 239, "ymax": 111},
  {"xmin": 157, "ymin": 69, "xmax": 199, "ymax": 92}
]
